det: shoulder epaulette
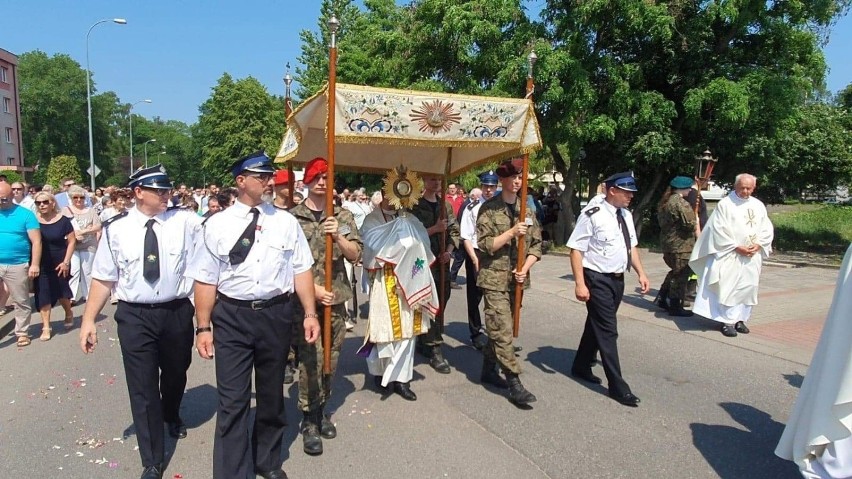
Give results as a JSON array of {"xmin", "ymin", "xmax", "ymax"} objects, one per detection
[
  {"xmin": 102, "ymin": 211, "xmax": 128, "ymax": 227},
  {"xmin": 585, "ymin": 206, "xmax": 600, "ymax": 216}
]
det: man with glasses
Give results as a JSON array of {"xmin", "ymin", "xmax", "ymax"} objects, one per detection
[
  {"xmin": 188, "ymin": 151, "xmax": 320, "ymax": 479},
  {"xmin": 79, "ymin": 164, "xmax": 198, "ymax": 479},
  {"xmin": 55, "ymin": 178, "xmax": 92, "ymax": 209},
  {"xmin": 0, "ymin": 181, "xmax": 42, "ymax": 347},
  {"xmin": 567, "ymin": 171, "xmax": 650, "ymax": 408}
]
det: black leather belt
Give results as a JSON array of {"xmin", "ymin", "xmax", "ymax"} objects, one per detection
[
  {"xmin": 119, "ymin": 298, "xmax": 190, "ymax": 309},
  {"xmin": 585, "ymin": 268, "xmax": 624, "ymax": 280},
  {"xmin": 217, "ymin": 293, "xmax": 290, "ymax": 311}
]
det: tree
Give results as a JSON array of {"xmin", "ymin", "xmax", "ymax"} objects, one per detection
[
  {"xmin": 838, "ymin": 82, "xmax": 852, "ymax": 110},
  {"xmin": 194, "ymin": 74, "xmax": 285, "ymax": 185},
  {"xmin": 18, "ymin": 50, "xmax": 123, "ymax": 180},
  {"xmin": 45, "ymin": 155, "xmax": 83, "ymax": 188}
]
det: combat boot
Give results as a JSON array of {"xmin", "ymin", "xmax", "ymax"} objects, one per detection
[
  {"xmin": 667, "ymin": 298, "xmax": 694, "ymax": 317},
  {"xmin": 505, "ymin": 373, "xmax": 537, "ymax": 406},
  {"xmin": 319, "ymin": 406, "xmax": 337, "ymax": 439},
  {"xmin": 653, "ymin": 291, "xmax": 669, "ymax": 310},
  {"xmin": 301, "ymin": 411, "xmax": 323, "ymax": 455},
  {"xmin": 429, "ymin": 346, "xmax": 451, "ymax": 374},
  {"xmin": 480, "ymin": 359, "xmax": 508, "ymax": 389}
]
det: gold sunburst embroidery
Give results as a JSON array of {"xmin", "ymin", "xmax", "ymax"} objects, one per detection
[{"xmin": 409, "ymin": 100, "xmax": 462, "ymax": 134}]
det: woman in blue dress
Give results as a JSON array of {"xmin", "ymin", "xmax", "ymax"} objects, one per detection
[{"xmin": 32, "ymin": 192, "xmax": 76, "ymax": 341}]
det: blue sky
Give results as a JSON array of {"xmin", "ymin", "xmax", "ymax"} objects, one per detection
[{"xmin": 4, "ymin": 0, "xmax": 850, "ymax": 125}]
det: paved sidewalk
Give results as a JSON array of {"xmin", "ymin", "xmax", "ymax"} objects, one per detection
[{"xmin": 540, "ymin": 248, "xmax": 840, "ymax": 366}]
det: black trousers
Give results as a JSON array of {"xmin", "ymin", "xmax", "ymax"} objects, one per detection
[
  {"xmin": 573, "ymin": 269, "xmax": 631, "ymax": 397},
  {"xmin": 212, "ymin": 297, "xmax": 292, "ymax": 479},
  {"xmin": 449, "ymin": 248, "xmax": 464, "ymax": 282},
  {"xmin": 115, "ymin": 298, "xmax": 194, "ymax": 467},
  {"xmin": 464, "ymin": 249, "xmax": 484, "ymax": 339}
]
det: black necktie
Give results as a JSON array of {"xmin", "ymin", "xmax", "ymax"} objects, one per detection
[
  {"xmin": 143, "ymin": 219, "xmax": 160, "ymax": 283},
  {"xmin": 229, "ymin": 207, "xmax": 260, "ymax": 265},
  {"xmin": 617, "ymin": 209, "xmax": 632, "ymax": 272}
]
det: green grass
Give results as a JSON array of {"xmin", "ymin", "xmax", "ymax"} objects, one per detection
[{"xmin": 770, "ymin": 205, "xmax": 852, "ymax": 254}]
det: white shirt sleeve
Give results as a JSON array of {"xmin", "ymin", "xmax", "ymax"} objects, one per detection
[
  {"xmin": 290, "ymin": 223, "xmax": 314, "ymax": 275},
  {"xmin": 459, "ymin": 207, "xmax": 475, "ymax": 241},
  {"xmin": 90, "ymin": 229, "xmax": 119, "ymax": 282},
  {"xmin": 185, "ymin": 225, "xmax": 222, "ymax": 285},
  {"xmin": 566, "ymin": 213, "xmax": 593, "ymax": 251}
]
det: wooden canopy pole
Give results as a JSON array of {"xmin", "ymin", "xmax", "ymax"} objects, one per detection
[
  {"xmin": 322, "ymin": 15, "xmax": 340, "ymax": 374},
  {"xmin": 512, "ymin": 50, "xmax": 537, "ymax": 338},
  {"xmin": 283, "ymin": 64, "xmax": 296, "ymax": 208}
]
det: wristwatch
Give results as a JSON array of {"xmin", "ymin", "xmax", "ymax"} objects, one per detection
[{"xmin": 195, "ymin": 326, "xmax": 212, "ymax": 335}]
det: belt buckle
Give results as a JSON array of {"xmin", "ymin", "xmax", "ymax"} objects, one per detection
[{"xmin": 250, "ymin": 300, "xmax": 264, "ymax": 311}]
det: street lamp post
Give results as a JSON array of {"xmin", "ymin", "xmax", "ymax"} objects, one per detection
[
  {"xmin": 86, "ymin": 18, "xmax": 126, "ymax": 190},
  {"xmin": 156, "ymin": 148, "xmax": 166, "ymax": 164},
  {"xmin": 129, "ymin": 99, "xmax": 152, "ymax": 173},
  {"xmin": 143, "ymin": 139, "xmax": 157, "ymax": 169}
]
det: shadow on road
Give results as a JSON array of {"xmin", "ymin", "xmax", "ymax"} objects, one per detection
[
  {"xmin": 691, "ymin": 402, "xmax": 799, "ymax": 479},
  {"xmin": 783, "ymin": 372, "xmax": 804, "ymax": 389}
]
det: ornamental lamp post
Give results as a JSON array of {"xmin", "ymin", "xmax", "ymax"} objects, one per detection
[
  {"xmin": 86, "ymin": 18, "xmax": 127, "ymax": 189},
  {"xmin": 695, "ymin": 149, "xmax": 718, "ymax": 190},
  {"xmin": 129, "ymin": 99, "xmax": 152, "ymax": 173},
  {"xmin": 143, "ymin": 139, "xmax": 157, "ymax": 169}
]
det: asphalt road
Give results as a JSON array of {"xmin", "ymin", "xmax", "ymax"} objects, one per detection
[{"xmin": 1, "ymin": 250, "xmax": 836, "ymax": 478}]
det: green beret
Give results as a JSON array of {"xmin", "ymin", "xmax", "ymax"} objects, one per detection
[{"xmin": 670, "ymin": 176, "xmax": 694, "ymax": 189}]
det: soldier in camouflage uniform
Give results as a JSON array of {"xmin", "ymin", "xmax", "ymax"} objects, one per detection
[
  {"xmin": 410, "ymin": 174, "xmax": 460, "ymax": 374},
  {"xmin": 289, "ymin": 158, "xmax": 362, "ymax": 456},
  {"xmin": 656, "ymin": 176, "xmax": 697, "ymax": 317},
  {"xmin": 476, "ymin": 159, "xmax": 541, "ymax": 407}
]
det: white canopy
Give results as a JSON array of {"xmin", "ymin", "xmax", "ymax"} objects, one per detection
[{"xmin": 276, "ymin": 83, "xmax": 542, "ymax": 176}]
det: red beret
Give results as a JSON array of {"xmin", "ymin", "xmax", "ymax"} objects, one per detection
[
  {"xmin": 303, "ymin": 157, "xmax": 328, "ymax": 185},
  {"xmin": 273, "ymin": 169, "xmax": 290, "ymax": 186},
  {"xmin": 495, "ymin": 158, "xmax": 525, "ymax": 178}
]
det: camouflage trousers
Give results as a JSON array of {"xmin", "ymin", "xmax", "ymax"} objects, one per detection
[
  {"xmin": 661, "ymin": 253, "xmax": 693, "ymax": 301},
  {"xmin": 482, "ymin": 289, "xmax": 521, "ymax": 375},
  {"xmin": 295, "ymin": 303, "xmax": 347, "ymax": 413},
  {"xmin": 419, "ymin": 264, "xmax": 451, "ymax": 348}
]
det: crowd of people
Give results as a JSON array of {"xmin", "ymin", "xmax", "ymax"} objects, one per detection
[{"xmin": 10, "ymin": 160, "xmax": 845, "ymax": 479}]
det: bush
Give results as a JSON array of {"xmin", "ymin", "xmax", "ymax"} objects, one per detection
[
  {"xmin": 45, "ymin": 155, "xmax": 83, "ymax": 189},
  {"xmin": 0, "ymin": 170, "xmax": 24, "ymax": 184}
]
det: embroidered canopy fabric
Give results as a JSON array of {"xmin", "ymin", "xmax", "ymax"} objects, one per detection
[{"xmin": 276, "ymin": 83, "xmax": 542, "ymax": 176}]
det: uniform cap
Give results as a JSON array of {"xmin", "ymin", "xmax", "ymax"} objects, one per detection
[
  {"xmin": 478, "ymin": 170, "xmax": 499, "ymax": 186},
  {"xmin": 669, "ymin": 176, "xmax": 694, "ymax": 189},
  {"xmin": 128, "ymin": 164, "xmax": 173, "ymax": 190},
  {"xmin": 229, "ymin": 151, "xmax": 276, "ymax": 177},
  {"xmin": 604, "ymin": 171, "xmax": 638, "ymax": 192},
  {"xmin": 303, "ymin": 157, "xmax": 328, "ymax": 185},
  {"xmin": 273, "ymin": 169, "xmax": 291, "ymax": 186},
  {"xmin": 495, "ymin": 158, "xmax": 524, "ymax": 178}
]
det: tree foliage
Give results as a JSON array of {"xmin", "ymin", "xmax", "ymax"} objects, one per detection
[
  {"xmin": 195, "ymin": 73, "xmax": 285, "ymax": 185},
  {"xmin": 18, "ymin": 50, "xmax": 122, "ymax": 182},
  {"xmin": 45, "ymin": 155, "xmax": 83, "ymax": 188}
]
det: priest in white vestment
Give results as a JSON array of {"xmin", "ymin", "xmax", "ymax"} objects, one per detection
[
  {"xmin": 776, "ymin": 244, "xmax": 852, "ymax": 478},
  {"xmin": 689, "ymin": 173, "xmax": 774, "ymax": 337},
  {"xmin": 359, "ymin": 183, "xmax": 438, "ymax": 401}
]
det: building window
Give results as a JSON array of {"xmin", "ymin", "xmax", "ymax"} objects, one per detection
[
  {"xmin": 2, "ymin": 97, "xmax": 9, "ymax": 113},
  {"xmin": 7, "ymin": 157, "xmax": 14, "ymax": 166},
  {"xmin": 4, "ymin": 127, "xmax": 12, "ymax": 143},
  {"xmin": 0, "ymin": 66, "xmax": 8, "ymax": 83}
]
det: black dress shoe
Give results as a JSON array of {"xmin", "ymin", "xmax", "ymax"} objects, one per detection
[
  {"xmin": 721, "ymin": 324, "xmax": 738, "ymax": 337},
  {"xmin": 140, "ymin": 464, "xmax": 163, "ymax": 479},
  {"xmin": 471, "ymin": 334, "xmax": 489, "ymax": 351},
  {"xmin": 393, "ymin": 381, "xmax": 417, "ymax": 401},
  {"xmin": 609, "ymin": 392, "xmax": 641, "ymax": 407},
  {"xmin": 256, "ymin": 469, "xmax": 289, "ymax": 479},
  {"xmin": 571, "ymin": 369, "xmax": 602, "ymax": 385},
  {"xmin": 373, "ymin": 375, "xmax": 388, "ymax": 392},
  {"xmin": 735, "ymin": 321, "xmax": 750, "ymax": 334},
  {"xmin": 167, "ymin": 420, "xmax": 187, "ymax": 439}
]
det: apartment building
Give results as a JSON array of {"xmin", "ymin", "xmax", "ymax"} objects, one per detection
[{"xmin": 0, "ymin": 48, "xmax": 30, "ymax": 177}]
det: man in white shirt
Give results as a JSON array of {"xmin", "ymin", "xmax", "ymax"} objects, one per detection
[
  {"xmin": 79, "ymin": 164, "xmax": 199, "ymax": 479},
  {"xmin": 567, "ymin": 171, "xmax": 650, "ymax": 408},
  {"xmin": 459, "ymin": 172, "xmax": 497, "ymax": 350}
]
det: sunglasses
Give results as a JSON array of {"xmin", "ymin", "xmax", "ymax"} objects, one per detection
[
  {"xmin": 35, "ymin": 200, "xmax": 51, "ymax": 205},
  {"xmin": 64, "ymin": 183, "xmax": 75, "ymax": 187},
  {"xmin": 141, "ymin": 188, "xmax": 172, "ymax": 196},
  {"xmin": 11, "ymin": 187, "xmax": 23, "ymax": 191},
  {"xmin": 71, "ymin": 196, "xmax": 85, "ymax": 200}
]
